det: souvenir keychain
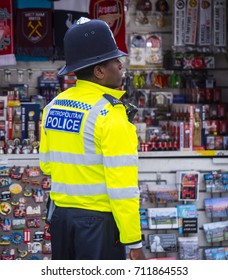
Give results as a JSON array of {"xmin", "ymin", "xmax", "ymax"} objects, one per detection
[
  {"xmin": 145, "ymin": 34, "xmax": 162, "ymax": 65},
  {"xmin": 136, "ymin": 0, "xmax": 152, "ymax": 25},
  {"xmin": 155, "ymin": 0, "xmax": 169, "ymax": 28}
]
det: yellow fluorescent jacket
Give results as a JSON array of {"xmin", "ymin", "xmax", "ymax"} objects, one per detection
[{"xmin": 39, "ymin": 80, "xmax": 142, "ymax": 245}]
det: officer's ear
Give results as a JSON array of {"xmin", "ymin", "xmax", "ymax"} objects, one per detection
[{"xmin": 93, "ymin": 64, "xmax": 105, "ymax": 80}]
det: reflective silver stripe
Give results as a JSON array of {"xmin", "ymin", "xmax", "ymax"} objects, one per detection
[
  {"xmin": 52, "ymin": 182, "xmax": 139, "ymax": 199},
  {"xmin": 44, "ymin": 99, "xmax": 55, "ymax": 130},
  {"xmin": 39, "ymin": 152, "xmax": 50, "ymax": 163},
  {"xmin": 84, "ymin": 98, "xmax": 109, "ymax": 154},
  {"xmin": 39, "ymin": 153, "xmax": 138, "ymax": 167},
  {"xmin": 52, "ymin": 182, "xmax": 107, "ymax": 195},
  {"xmin": 39, "ymin": 151, "xmax": 102, "ymax": 165},
  {"xmin": 103, "ymin": 155, "xmax": 138, "ymax": 167},
  {"xmin": 108, "ymin": 187, "xmax": 139, "ymax": 199}
]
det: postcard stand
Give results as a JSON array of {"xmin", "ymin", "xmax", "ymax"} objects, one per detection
[
  {"xmin": 203, "ymin": 221, "xmax": 228, "ymax": 245},
  {"xmin": 144, "ymin": 174, "xmax": 178, "ymax": 204},
  {"xmin": 176, "ymin": 171, "xmax": 200, "ymax": 202},
  {"xmin": 139, "ymin": 173, "xmax": 168, "ymax": 205},
  {"xmin": 204, "ymin": 197, "xmax": 228, "ymax": 219},
  {"xmin": 204, "ymin": 170, "xmax": 228, "ymax": 193},
  {"xmin": 204, "ymin": 246, "xmax": 228, "ymax": 260}
]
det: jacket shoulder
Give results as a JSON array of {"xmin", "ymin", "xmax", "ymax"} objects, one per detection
[{"xmin": 103, "ymin": 94, "xmax": 123, "ymax": 106}]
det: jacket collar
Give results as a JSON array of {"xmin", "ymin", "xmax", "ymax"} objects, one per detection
[{"xmin": 76, "ymin": 79, "xmax": 125, "ymax": 100}]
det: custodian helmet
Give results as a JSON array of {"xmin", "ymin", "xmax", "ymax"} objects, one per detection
[{"xmin": 58, "ymin": 18, "xmax": 127, "ymax": 76}]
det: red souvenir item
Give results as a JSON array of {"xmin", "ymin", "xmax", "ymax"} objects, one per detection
[
  {"xmin": 13, "ymin": 206, "xmax": 26, "ymax": 218},
  {"xmin": 89, "ymin": 0, "xmax": 128, "ymax": 52},
  {"xmin": 0, "ymin": 0, "xmax": 16, "ymax": 66},
  {"xmin": 23, "ymin": 229, "xmax": 31, "ymax": 243},
  {"xmin": 10, "ymin": 166, "xmax": 24, "ymax": 180},
  {"xmin": 44, "ymin": 224, "xmax": 51, "ymax": 240},
  {"xmin": 25, "ymin": 166, "xmax": 40, "ymax": 177},
  {"xmin": 41, "ymin": 177, "xmax": 51, "ymax": 190},
  {"xmin": 193, "ymin": 57, "xmax": 206, "ymax": 69},
  {"xmin": 26, "ymin": 218, "xmax": 41, "ymax": 228}
]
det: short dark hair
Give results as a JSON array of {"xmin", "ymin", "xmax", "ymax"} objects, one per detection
[
  {"xmin": 74, "ymin": 65, "xmax": 95, "ymax": 80},
  {"xmin": 75, "ymin": 60, "xmax": 110, "ymax": 80}
]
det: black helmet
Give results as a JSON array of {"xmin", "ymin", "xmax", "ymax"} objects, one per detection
[{"xmin": 58, "ymin": 18, "xmax": 127, "ymax": 76}]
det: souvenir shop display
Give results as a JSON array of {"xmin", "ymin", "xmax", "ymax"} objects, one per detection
[
  {"xmin": 155, "ymin": 0, "xmax": 170, "ymax": 28},
  {"xmin": 0, "ymin": 165, "xmax": 51, "ymax": 260},
  {"xmin": 176, "ymin": 171, "xmax": 200, "ymax": 201},
  {"xmin": 129, "ymin": 33, "xmax": 163, "ymax": 66},
  {"xmin": 203, "ymin": 221, "xmax": 228, "ymax": 243},
  {"xmin": 204, "ymin": 172, "xmax": 228, "ymax": 193},
  {"xmin": 178, "ymin": 237, "xmax": 199, "ymax": 260},
  {"xmin": 204, "ymin": 247, "xmax": 228, "ymax": 260},
  {"xmin": 147, "ymin": 207, "xmax": 178, "ymax": 229},
  {"xmin": 177, "ymin": 204, "xmax": 198, "ymax": 234},
  {"xmin": 147, "ymin": 183, "xmax": 178, "ymax": 204},
  {"xmin": 148, "ymin": 233, "xmax": 177, "ymax": 253},
  {"xmin": 204, "ymin": 197, "xmax": 228, "ymax": 218},
  {"xmin": 135, "ymin": 0, "xmax": 153, "ymax": 25},
  {"xmin": 138, "ymin": 181, "xmax": 150, "ymax": 205},
  {"xmin": 139, "ymin": 208, "xmax": 149, "ymax": 229}
]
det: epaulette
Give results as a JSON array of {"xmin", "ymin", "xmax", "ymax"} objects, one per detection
[{"xmin": 103, "ymin": 94, "xmax": 123, "ymax": 106}]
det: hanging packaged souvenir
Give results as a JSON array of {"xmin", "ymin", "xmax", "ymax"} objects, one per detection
[
  {"xmin": 129, "ymin": 34, "xmax": 146, "ymax": 66},
  {"xmin": 198, "ymin": 0, "xmax": 212, "ymax": 47},
  {"xmin": 145, "ymin": 34, "xmax": 163, "ymax": 65},
  {"xmin": 173, "ymin": 0, "xmax": 186, "ymax": 47},
  {"xmin": 213, "ymin": 0, "xmax": 227, "ymax": 49},
  {"xmin": 155, "ymin": 0, "xmax": 169, "ymax": 28},
  {"xmin": 185, "ymin": 0, "xmax": 199, "ymax": 46},
  {"xmin": 135, "ymin": 0, "xmax": 152, "ymax": 25}
]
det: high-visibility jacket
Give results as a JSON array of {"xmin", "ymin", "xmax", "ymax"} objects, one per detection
[{"xmin": 39, "ymin": 80, "xmax": 142, "ymax": 245}]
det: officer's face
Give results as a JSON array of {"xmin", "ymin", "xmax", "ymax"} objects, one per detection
[{"xmin": 99, "ymin": 58, "xmax": 124, "ymax": 89}]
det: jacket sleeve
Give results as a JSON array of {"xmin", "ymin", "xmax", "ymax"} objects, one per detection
[
  {"xmin": 100, "ymin": 104, "xmax": 142, "ymax": 245},
  {"xmin": 39, "ymin": 107, "xmax": 51, "ymax": 176}
]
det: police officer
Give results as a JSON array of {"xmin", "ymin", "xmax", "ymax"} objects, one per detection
[{"xmin": 39, "ymin": 18, "xmax": 145, "ymax": 260}]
